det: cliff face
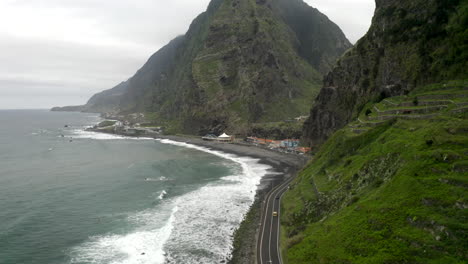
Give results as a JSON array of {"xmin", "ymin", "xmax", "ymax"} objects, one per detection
[
  {"xmin": 271, "ymin": 0, "xmax": 351, "ymax": 75},
  {"xmin": 59, "ymin": 0, "xmax": 351, "ymax": 135},
  {"xmin": 83, "ymin": 81, "xmax": 129, "ymax": 113},
  {"xmin": 302, "ymin": 0, "xmax": 468, "ymax": 146},
  {"xmin": 282, "ymin": 81, "xmax": 468, "ymax": 263}
]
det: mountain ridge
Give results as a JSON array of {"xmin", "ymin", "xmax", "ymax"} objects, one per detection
[{"xmin": 53, "ymin": 0, "xmax": 351, "ymax": 135}]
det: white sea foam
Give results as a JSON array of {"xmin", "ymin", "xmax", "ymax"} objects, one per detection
[
  {"xmin": 71, "ymin": 138, "xmax": 273, "ymax": 264},
  {"xmin": 144, "ymin": 177, "xmax": 169, "ymax": 182},
  {"xmin": 71, "ymin": 130, "xmax": 153, "ymax": 141},
  {"xmin": 70, "ymin": 206, "xmax": 178, "ymax": 264},
  {"xmin": 31, "ymin": 129, "xmax": 50, "ymax": 136},
  {"xmin": 156, "ymin": 139, "xmax": 272, "ymax": 263},
  {"xmin": 158, "ymin": 190, "xmax": 167, "ymax": 200}
]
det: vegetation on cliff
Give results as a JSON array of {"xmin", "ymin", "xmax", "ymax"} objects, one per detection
[
  {"xmin": 282, "ymin": 81, "xmax": 468, "ymax": 263},
  {"xmin": 249, "ymin": 121, "xmax": 304, "ymax": 140},
  {"xmin": 302, "ymin": 0, "xmax": 468, "ymax": 146},
  {"xmin": 284, "ymin": 0, "xmax": 468, "ymax": 262}
]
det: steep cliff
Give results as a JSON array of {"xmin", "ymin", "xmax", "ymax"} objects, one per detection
[
  {"xmin": 55, "ymin": 0, "xmax": 351, "ymax": 135},
  {"xmin": 282, "ymin": 81, "xmax": 468, "ymax": 263},
  {"xmin": 303, "ymin": 0, "xmax": 468, "ymax": 146},
  {"xmin": 281, "ymin": 0, "xmax": 468, "ymax": 262},
  {"xmin": 83, "ymin": 81, "xmax": 129, "ymax": 113},
  {"xmin": 271, "ymin": 0, "xmax": 351, "ymax": 75}
]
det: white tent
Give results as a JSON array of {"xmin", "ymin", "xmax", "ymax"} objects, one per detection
[
  {"xmin": 217, "ymin": 133, "xmax": 232, "ymax": 142},
  {"xmin": 218, "ymin": 133, "xmax": 230, "ymax": 138}
]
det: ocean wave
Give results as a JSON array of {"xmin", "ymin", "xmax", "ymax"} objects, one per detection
[
  {"xmin": 158, "ymin": 190, "xmax": 167, "ymax": 200},
  {"xmin": 144, "ymin": 176, "xmax": 170, "ymax": 182},
  {"xmin": 31, "ymin": 129, "xmax": 51, "ymax": 136},
  {"xmin": 70, "ymin": 206, "xmax": 178, "ymax": 264},
  {"xmin": 70, "ymin": 130, "xmax": 153, "ymax": 141},
  {"xmin": 70, "ymin": 138, "xmax": 273, "ymax": 263},
  {"xmin": 156, "ymin": 139, "xmax": 272, "ymax": 263}
]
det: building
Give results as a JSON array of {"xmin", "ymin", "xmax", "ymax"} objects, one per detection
[{"xmin": 280, "ymin": 139, "xmax": 300, "ymax": 148}]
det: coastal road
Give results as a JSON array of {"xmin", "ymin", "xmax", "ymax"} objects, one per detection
[{"xmin": 257, "ymin": 174, "xmax": 295, "ymax": 264}]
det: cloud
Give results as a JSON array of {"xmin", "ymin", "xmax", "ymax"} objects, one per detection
[
  {"xmin": 304, "ymin": 0, "xmax": 375, "ymax": 43},
  {"xmin": 0, "ymin": 0, "xmax": 374, "ymax": 109},
  {"xmin": 0, "ymin": 0, "xmax": 211, "ymax": 109}
]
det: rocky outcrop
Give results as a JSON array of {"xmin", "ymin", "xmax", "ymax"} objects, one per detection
[{"xmin": 302, "ymin": 0, "xmax": 468, "ymax": 146}]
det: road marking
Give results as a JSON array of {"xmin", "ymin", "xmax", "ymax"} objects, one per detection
[
  {"xmin": 268, "ymin": 197, "xmax": 275, "ymax": 262},
  {"xmin": 273, "ymin": 181, "xmax": 290, "ymax": 264},
  {"xmin": 260, "ymin": 188, "xmax": 277, "ymax": 264},
  {"xmin": 259, "ymin": 185, "xmax": 275, "ymax": 264},
  {"xmin": 272, "ymin": 178, "xmax": 293, "ymax": 264},
  {"xmin": 259, "ymin": 176, "xmax": 294, "ymax": 264},
  {"xmin": 277, "ymin": 185, "xmax": 289, "ymax": 264}
]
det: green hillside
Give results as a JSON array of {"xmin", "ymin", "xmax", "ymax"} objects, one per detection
[
  {"xmin": 302, "ymin": 0, "xmax": 468, "ymax": 146},
  {"xmin": 281, "ymin": 81, "xmax": 468, "ymax": 263}
]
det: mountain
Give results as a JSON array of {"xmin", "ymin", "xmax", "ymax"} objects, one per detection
[
  {"xmin": 302, "ymin": 0, "xmax": 468, "ymax": 146},
  {"xmin": 281, "ymin": 0, "xmax": 468, "ymax": 262},
  {"xmin": 54, "ymin": 0, "xmax": 351, "ymax": 135}
]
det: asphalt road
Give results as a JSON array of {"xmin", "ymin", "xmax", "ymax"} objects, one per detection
[{"xmin": 257, "ymin": 175, "xmax": 295, "ymax": 264}]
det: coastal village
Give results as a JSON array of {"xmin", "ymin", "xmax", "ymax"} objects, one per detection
[{"xmin": 88, "ymin": 113, "xmax": 312, "ymax": 155}]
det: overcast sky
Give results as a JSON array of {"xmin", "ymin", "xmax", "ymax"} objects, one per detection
[{"xmin": 0, "ymin": 0, "xmax": 375, "ymax": 109}]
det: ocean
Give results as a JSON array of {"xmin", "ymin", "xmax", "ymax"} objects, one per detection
[{"xmin": 0, "ymin": 110, "xmax": 271, "ymax": 264}]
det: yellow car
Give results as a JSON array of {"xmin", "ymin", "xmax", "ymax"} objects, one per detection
[{"xmin": 272, "ymin": 211, "xmax": 278, "ymax": 217}]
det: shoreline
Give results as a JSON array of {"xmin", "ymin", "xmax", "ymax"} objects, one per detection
[
  {"xmin": 85, "ymin": 129, "xmax": 309, "ymax": 263},
  {"xmin": 156, "ymin": 135, "xmax": 309, "ymax": 263}
]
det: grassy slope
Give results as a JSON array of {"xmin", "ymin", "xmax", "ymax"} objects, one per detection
[{"xmin": 281, "ymin": 81, "xmax": 468, "ymax": 263}]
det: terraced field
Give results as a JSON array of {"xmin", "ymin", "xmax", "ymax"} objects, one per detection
[
  {"xmin": 349, "ymin": 82, "xmax": 468, "ymax": 134},
  {"xmin": 281, "ymin": 80, "xmax": 468, "ymax": 264}
]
